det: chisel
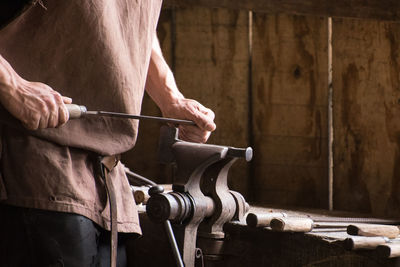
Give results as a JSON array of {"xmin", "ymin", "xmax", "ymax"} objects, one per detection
[{"xmin": 66, "ymin": 104, "xmax": 196, "ymax": 126}]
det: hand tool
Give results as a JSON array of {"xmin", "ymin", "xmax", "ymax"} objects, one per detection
[
  {"xmin": 269, "ymin": 217, "xmax": 400, "ymax": 236},
  {"xmin": 345, "ymin": 236, "xmax": 392, "ymax": 250},
  {"xmin": 347, "ymin": 224, "xmax": 400, "ymax": 239},
  {"xmin": 345, "ymin": 235, "xmax": 400, "ymax": 257},
  {"xmin": 246, "ymin": 212, "xmax": 288, "ymax": 227},
  {"xmin": 66, "ymin": 104, "xmax": 196, "ymax": 126},
  {"xmin": 270, "ymin": 217, "xmax": 350, "ymax": 232},
  {"xmin": 377, "ymin": 242, "xmax": 400, "ymax": 258}
]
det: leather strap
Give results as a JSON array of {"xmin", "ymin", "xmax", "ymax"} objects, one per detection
[{"xmin": 100, "ymin": 155, "xmax": 120, "ymax": 267}]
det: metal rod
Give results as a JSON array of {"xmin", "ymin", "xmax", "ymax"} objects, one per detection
[
  {"xmin": 85, "ymin": 111, "xmax": 195, "ymax": 126},
  {"xmin": 164, "ymin": 220, "xmax": 185, "ymax": 267},
  {"xmin": 247, "ymin": 10, "xmax": 255, "ymax": 202},
  {"xmin": 124, "ymin": 168, "xmax": 157, "ymax": 186},
  {"xmin": 309, "ymin": 215, "xmax": 400, "ymax": 225}
]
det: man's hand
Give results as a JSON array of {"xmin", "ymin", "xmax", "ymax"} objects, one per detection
[
  {"xmin": 0, "ymin": 55, "xmax": 72, "ymax": 130},
  {"xmin": 146, "ymin": 35, "xmax": 216, "ymax": 143},
  {"xmin": 162, "ymin": 98, "xmax": 216, "ymax": 143}
]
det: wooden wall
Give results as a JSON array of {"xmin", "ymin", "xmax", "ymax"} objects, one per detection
[
  {"xmin": 332, "ymin": 19, "xmax": 400, "ymax": 217},
  {"xmin": 251, "ymin": 14, "xmax": 328, "ymax": 207},
  {"xmin": 123, "ymin": 4, "xmax": 400, "ymax": 217}
]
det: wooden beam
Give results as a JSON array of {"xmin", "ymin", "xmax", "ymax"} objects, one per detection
[{"xmin": 163, "ymin": 0, "xmax": 400, "ymax": 21}]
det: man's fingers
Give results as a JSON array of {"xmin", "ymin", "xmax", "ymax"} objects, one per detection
[
  {"xmin": 160, "ymin": 98, "xmax": 216, "ymax": 143},
  {"xmin": 48, "ymin": 113, "xmax": 59, "ymax": 128},
  {"xmin": 62, "ymin": 96, "xmax": 72, "ymax": 104},
  {"xmin": 179, "ymin": 125, "xmax": 211, "ymax": 143},
  {"xmin": 188, "ymin": 104, "xmax": 216, "ymax": 132},
  {"xmin": 58, "ymin": 104, "xmax": 69, "ymax": 125},
  {"xmin": 38, "ymin": 114, "xmax": 49, "ymax": 129}
]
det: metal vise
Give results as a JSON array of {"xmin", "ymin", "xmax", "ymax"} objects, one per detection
[{"xmin": 146, "ymin": 126, "xmax": 252, "ymax": 267}]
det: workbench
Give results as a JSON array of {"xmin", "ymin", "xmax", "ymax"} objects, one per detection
[{"xmin": 128, "ymin": 206, "xmax": 400, "ymax": 267}]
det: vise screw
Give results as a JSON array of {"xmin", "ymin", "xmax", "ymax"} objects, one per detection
[{"xmin": 146, "ymin": 126, "xmax": 252, "ymax": 267}]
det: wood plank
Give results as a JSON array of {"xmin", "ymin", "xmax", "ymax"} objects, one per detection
[
  {"xmin": 252, "ymin": 13, "xmax": 329, "ymax": 208},
  {"xmin": 258, "ymin": 137, "xmax": 328, "ymax": 167},
  {"xmin": 255, "ymin": 165, "xmax": 328, "ymax": 207},
  {"xmin": 163, "ymin": 0, "xmax": 400, "ymax": 21},
  {"xmin": 173, "ymin": 7, "xmax": 250, "ymax": 196},
  {"xmin": 332, "ymin": 18, "xmax": 400, "ymax": 217},
  {"xmin": 255, "ymin": 105, "xmax": 328, "ymax": 138}
]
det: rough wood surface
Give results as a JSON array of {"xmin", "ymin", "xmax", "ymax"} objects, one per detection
[
  {"xmin": 163, "ymin": 0, "xmax": 400, "ymax": 21},
  {"xmin": 173, "ymin": 7, "xmax": 251, "ymax": 196},
  {"xmin": 251, "ymin": 13, "xmax": 329, "ymax": 208},
  {"xmin": 332, "ymin": 18, "xmax": 400, "ymax": 217}
]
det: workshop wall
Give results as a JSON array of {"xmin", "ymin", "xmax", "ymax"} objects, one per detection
[
  {"xmin": 123, "ymin": 5, "xmax": 400, "ymax": 217},
  {"xmin": 251, "ymin": 14, "xmax": 328, "ymax": 208},
  {"xmin": 332, "ymin": 18, "xmax": 400, "ymax": 217}
]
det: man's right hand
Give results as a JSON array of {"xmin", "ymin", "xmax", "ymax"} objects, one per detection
[{"xmin": 0, "ymin": 55, "xmax": 72, "ymax": 130}]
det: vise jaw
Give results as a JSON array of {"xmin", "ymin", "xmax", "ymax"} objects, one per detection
[{"xmin": 146, "ymin": 126, "xmax": 252, "ymax": 267}]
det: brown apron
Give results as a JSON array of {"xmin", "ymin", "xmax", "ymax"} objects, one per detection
[{"xmin": 0, "ymin": 0, "xmax": 162, "ymax": 235}]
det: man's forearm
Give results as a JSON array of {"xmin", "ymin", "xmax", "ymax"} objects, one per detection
[
  {"xmin": 144, "ymin": 34, "xmax": 216, "ymax": 143},
  {"xmin": 145, "ymin": 36, "xmax": 184, "ymax": 111},
  {"xmin": 0, "ymin": 54, "xmax": 20, "ymax": 94}
]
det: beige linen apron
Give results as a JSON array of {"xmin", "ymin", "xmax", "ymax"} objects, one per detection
[{"xmin": 0, "ymin": 0, "xmax": 162, "ymax": 233}]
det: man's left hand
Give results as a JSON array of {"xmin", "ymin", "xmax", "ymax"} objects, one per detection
[{"xmin": 162, "ymin": 98, "xmax": 216, "ymax": 143}]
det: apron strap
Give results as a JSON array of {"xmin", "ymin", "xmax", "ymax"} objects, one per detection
[{"xmin": 99, "ymin": 155, "xmax": 120, "ymax": 267}]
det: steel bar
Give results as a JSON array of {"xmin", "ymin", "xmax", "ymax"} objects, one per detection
[
  {"xmin": 164, "ymin": 220, "xmax": 185, "ymax": 267},
  {"xmin": 86, "ymin": 111, "xmax": 196, "ymax": 126}
]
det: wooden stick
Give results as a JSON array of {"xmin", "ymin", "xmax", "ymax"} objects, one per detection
[{"xmin": 347, "ymin": 224, "xmax": 400, "ymax": 239}]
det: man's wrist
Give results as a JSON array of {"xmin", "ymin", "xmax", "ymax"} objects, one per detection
[
  {"xmin": 0, "ymin": 56, "xmax": 20, "ymax": 98},
  {"xmin": 153, "ymin": 84, "xmax": 184, "ymax": 112}
]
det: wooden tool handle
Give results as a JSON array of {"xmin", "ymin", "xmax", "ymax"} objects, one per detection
[
  {"xmin": 66, "ymin": 104, "xmax": 87, "ymax": 119},
  {"xmin": 270, "ymin": 217, "xmax": 314, "ymax": 232},
  {"xmin": 347, "ymin": 224, "xmax": 400, "ymax": 239},
  {"xmin": 246, "ymin": 212, "xmax": 287, "ymax": 227},
  {"xmin": 377, "ymin": 243, "xmax": 400, "ymax": 258},
  {"xmin": 344, "ymin": 236, "xmax": 387, "ymax": 250}
]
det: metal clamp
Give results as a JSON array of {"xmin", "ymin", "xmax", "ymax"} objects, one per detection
[{"xmin": 147, "ymin": 126, "xmax": 252, "ymax": 267}]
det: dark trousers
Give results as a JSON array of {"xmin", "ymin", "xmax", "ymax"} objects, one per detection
[{"xmin": 0, "ymin": 204, "xmax": 129, "ymax": 267}]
